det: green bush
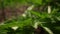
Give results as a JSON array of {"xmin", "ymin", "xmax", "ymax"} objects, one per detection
[{"xmin": 0, "ymin": 0, "xmax": 60, "ymax": 34}]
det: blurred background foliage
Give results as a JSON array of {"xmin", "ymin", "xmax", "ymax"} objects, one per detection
[{"xmin": 0, "ymin": 0, "xmax": 60, "ymax": 34}]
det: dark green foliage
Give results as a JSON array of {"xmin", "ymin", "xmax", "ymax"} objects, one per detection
[{"xmin": 0, "ymin": 0, "xmax": 60, "ymax": 34}]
